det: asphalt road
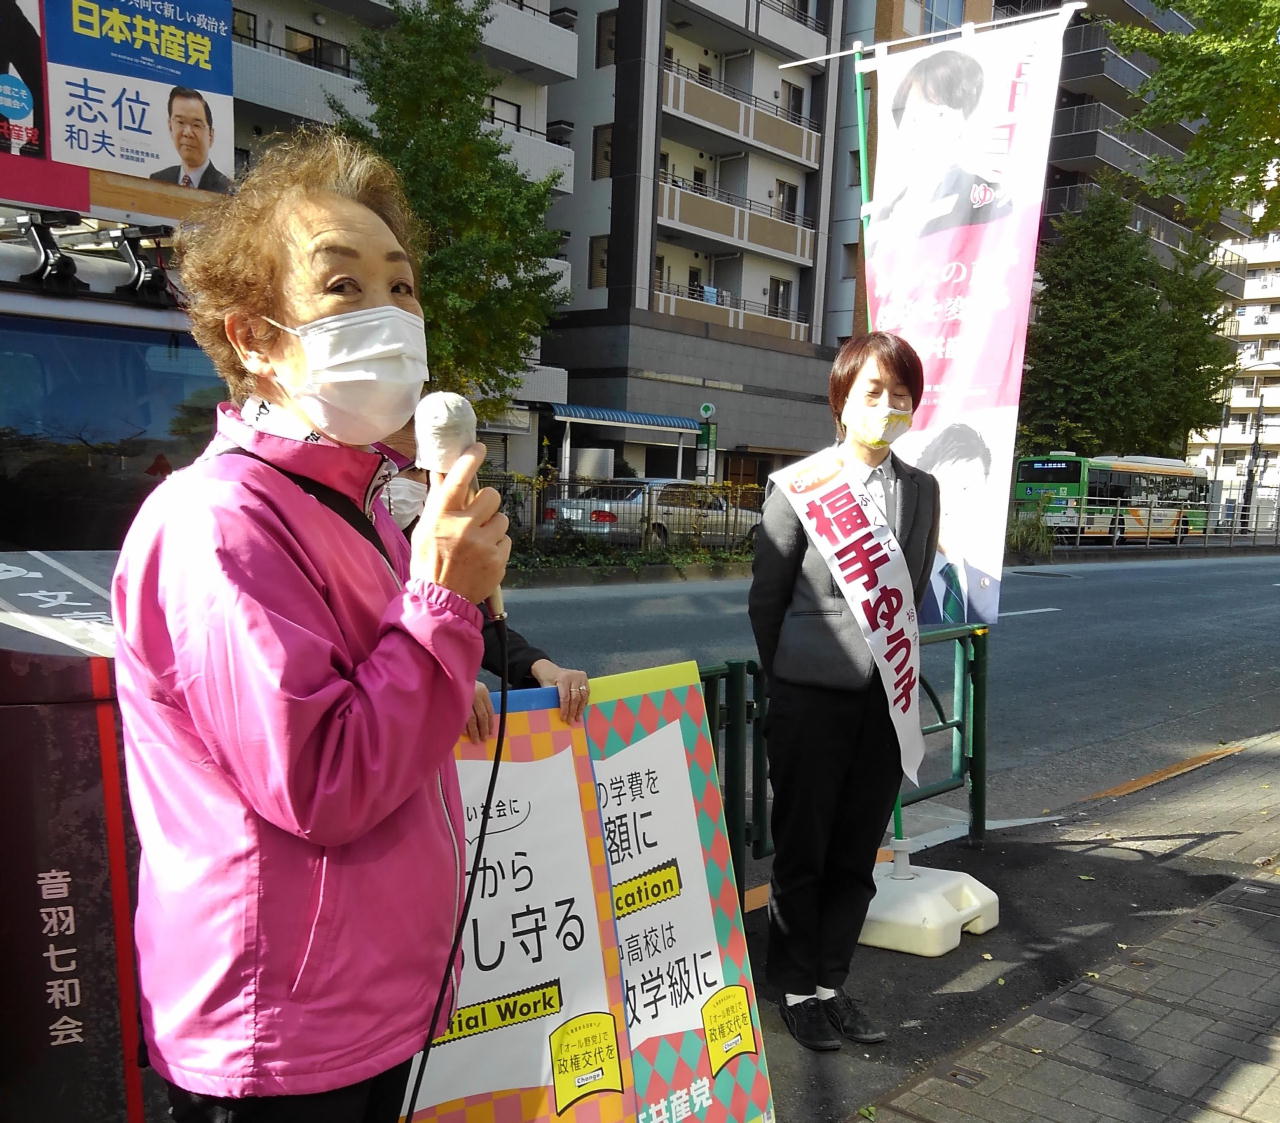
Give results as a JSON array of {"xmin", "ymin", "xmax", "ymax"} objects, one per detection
[{"xmin": 497, "ymin": 554, "xmax": 1280, "ymax": 817}]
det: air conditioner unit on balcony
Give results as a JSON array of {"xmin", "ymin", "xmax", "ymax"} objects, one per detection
[{"xmin": 1256, "ymin": 316, "xmax": 1270, "ymax": 325}]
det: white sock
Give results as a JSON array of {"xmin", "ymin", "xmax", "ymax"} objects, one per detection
[
  {"xmin": 784, "ymin": 992, "xmax": 816, "ymax": 1006},
  {"xmin": 815, "ymin": 986, "xmax": 838, "ymax": 1001}
]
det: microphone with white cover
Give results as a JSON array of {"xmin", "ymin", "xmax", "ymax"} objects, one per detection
[{"xmin": 414, "ymin": 391, "xmax": 506, "ymax": 619}]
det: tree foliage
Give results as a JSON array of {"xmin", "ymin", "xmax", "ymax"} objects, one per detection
[
  {"xmin": 1020, "ymin": 181, "xmax": 1234, "ymax": 457},
  {"xmin": 1107, "ymin": 1, "xmax": 1280, "ymax": 232},
  {"xmin": 329, "ymin": 0, "xmax": 566, "ymax": 409}
]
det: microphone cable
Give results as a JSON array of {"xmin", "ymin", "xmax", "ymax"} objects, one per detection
[{"xmin": 405, "ymin": 615, "xmax": 509, "ymax": 1117}]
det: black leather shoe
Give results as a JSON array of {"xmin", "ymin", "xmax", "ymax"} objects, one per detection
[
  {"xmin": 822, "ymin": 990, "xmax": 888, "ymax": 1043},
  {"xmin": 779, "ymin": 997, "xmax": 842, "ymax": 1051}
]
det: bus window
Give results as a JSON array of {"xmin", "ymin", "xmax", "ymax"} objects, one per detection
[{"xmin": 1087, "ymin": 469, "xmax": 1111, "ymax": 498}]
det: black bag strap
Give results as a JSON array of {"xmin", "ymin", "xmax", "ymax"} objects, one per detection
[{"xmin": 221, "ymin": 446, "xmax": 394, "ymax": 569}]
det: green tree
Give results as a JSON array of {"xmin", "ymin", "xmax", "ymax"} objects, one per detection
[
  {"xmin": 1021, "ymin": 183, "xmax": 1172, "ymax": 456},
  {"xmin": 1107, "ymin": 1, "xmax": 1280, "ymax": 232},
  {"xmin": 1152, "ymin": 236, "xmax": 1237, "ymax": 455},
  {"xmin": 330, "ymin": 0, "xmax": 566, "ymax": 409}
]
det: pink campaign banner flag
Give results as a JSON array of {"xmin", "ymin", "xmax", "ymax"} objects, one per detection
[{"xmin": 861, "ymin": 8, "xmax": 1073, "ymax": 625}]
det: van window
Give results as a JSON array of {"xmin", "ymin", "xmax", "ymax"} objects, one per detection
[{"xmin": 0, "ymin": 314, "xmax": 224, "ymax": 550}]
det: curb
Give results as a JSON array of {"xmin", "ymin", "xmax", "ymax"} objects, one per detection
[
  {"xmin": 504, "ymin": 561, "xmax": 754, "ymax": 589},
  {"xmin": 1045, "ymin": 542, "xmax": 1280, "ymax": 563}
]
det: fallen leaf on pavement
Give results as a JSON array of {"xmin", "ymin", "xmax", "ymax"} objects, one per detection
[
  {"xmin": 1085, "ymin": 972, "xmax": 1100, "ymax": 979},
  {"xmin": 857, "ymin": 1107, "xmax": 877, "ymax": 1121},
  {"xmin": 1078, "ymin": 875, "xmax": 1096, "ymax": 881},
  {"xmin": 981, "ymin": 953, "xmax": 993, "ymax": 960}
]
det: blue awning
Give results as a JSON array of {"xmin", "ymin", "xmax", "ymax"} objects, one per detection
[{"xmin": 550, "ymin": 403, "xmax": 701, "ymax": 434}]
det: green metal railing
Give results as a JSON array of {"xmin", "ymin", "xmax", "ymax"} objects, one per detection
[{"xmin": 700, "ymin": 623, "xmax": 989, "ymax": 906}]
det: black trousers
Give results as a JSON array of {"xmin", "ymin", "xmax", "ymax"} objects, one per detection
[
  {"xmin": 764, "ymin": 676, "xmax": 904, "ymax": 995},
  {"xmin": 166, "ymin": 1060, "xmax": 413, "ymax": 1123}
]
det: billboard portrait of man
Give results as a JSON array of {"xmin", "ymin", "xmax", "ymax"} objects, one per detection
[
  {"xmin": 150, "ymin": 86, "xmax": 231, "ymax": 193},
  {"xmin": 870, "ymin": 49, "xmax": 1012, "ymax": 246},
  {"xmin": 916, "ymin": 423, "xmax": 1000, "ymax": 626}
]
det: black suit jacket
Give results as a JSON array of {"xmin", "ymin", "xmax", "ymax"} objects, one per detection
[
  {"xmin": 149, "ymin": 163, "xmax": 232, "ymax": 194},
  {"xmin": 749, "ymin": 450, "xmax": 941, "ymax": 693}
]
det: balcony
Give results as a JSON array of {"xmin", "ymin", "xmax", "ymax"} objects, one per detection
[
  {"xmin": 1085, "ymin": 0, "xmax": 1194, "ymax": 37},
  {"xmin": 232, "ymin": 40, "xmax": 370, "ymax": 124},
  {"xmin": 486, "ymin": 121, "xmax": 574, "ymax": 192},
  {"xmin": 651, "ymin": 278, "xmax": 810, "ymax": 342},
  {"xmin": 755, "ymin": 0, "xmax": 828, "ymax": 62},
  {"xmin": 1060, "ymin": 23, "xmax": 1160, "ymax": 109},
  {"xmin": 1050, "ymin": 102, "xmax": 1183, "ymax": 177},
  {"xmin": 656, "ymin": 170, "xmax": 816, "ymax": 264},
  {"xmin": 1042, "ymin": 183, "xmax": 1246, "ymax": 299},
  {"xmin": 660, "ymin": 59, "xmax": 822, "ymax": 168},
  {"xmin": 481, "ymin": 0, "xmax": 578, "ymax": 84}
]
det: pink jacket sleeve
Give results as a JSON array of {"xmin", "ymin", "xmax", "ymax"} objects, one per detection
[{"xmin": 152, "ymin": 497, "xmax": 483, "ymax": 848}]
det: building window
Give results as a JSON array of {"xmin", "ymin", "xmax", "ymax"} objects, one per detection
[
  {"xmin": 842, "ymin": 244, "xmax": 857, "ymax": 279},
  {"xmin": 234, "ymin": 147, "xmax": 252, "ymax": 176},
  {"xmin": 768, "ymin": 276, "xmax": 792, "ymax": 318},
  {"xmin": 653, "ymin": 255, "xmax": 665, "ymax": 284},
  {"xmin": 697, "ymin": 64, "xmax": 713, "ymax": 87},
  {"xmin": 232, "ymin": 7, "xmax": 256, "ymax": 44},
  {"xmin": 589, "ymin": 235, "xmax": 609, "ymax": 288},
  {"xmin": 923, "ymin": 0, "xmax": 964, "ymax": 33},
  {"xmin": 592, "ymin": 124, "xmax": 612, "ymax": 179},
  {"xmin": 658, "ymin": 151, "xmax": 669, "ymax": 176},
  {"xmin": 849, "ymin": 151, "xmax": 861, "ymax": 188},
  {"xmin": 487, "ymin": 95, "xmax": 521, "ymax": 130},
  {"xmin": 688, "ymin": 266, "xmax": 702, "ymax": 297},
  {"xmin": 284, "ymin": 26, "xmax": 351, "ymax": 76},
  {"xmin": 596, "ymin": 10, "xmax": 616, "ymax": 68},
  {"xmin": 775, "ymin": 179, "xmax": 798, "ymax": 221},
  {"xmin": 781, "ymin": 79, "xmax": 804, "ymax": 121}
]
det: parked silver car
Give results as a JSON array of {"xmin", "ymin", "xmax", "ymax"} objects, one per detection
[{"xmin": 539, "ymin": 478, "xmax": 762, "ymax": 548}]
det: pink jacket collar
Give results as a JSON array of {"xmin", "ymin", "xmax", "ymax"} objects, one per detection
[{"xmin": 211, "ymin": 402, "xmax": 395, "ymax": 510}]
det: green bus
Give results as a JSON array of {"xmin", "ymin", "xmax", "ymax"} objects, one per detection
[{"xmin": 1012, "ymin": 453, "xmax": 1210, "ymax": 544}]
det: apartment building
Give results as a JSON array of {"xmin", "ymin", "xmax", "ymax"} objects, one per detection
[
  {"xmin": 542, "ymin": 0, "xmax": 845, "ymax": 486},
  {"xmin": 1186, "ymin": 220, "xmax": 1280, "ymax": 502},
  {"xmin": 987, "ymin": 0, "xmax": 1247, "ymax": 299}
]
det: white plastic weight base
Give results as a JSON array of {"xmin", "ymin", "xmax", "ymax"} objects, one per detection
[{"xmin": 857, "ymin": 843, "xmax": 999, "ymax": 957}]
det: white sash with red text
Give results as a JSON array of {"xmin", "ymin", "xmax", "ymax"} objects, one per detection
[{"xmin": 771, "ymin": 447, "xmax": 925, "ymax": 784}]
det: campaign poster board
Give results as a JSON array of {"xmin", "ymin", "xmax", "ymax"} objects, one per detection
[
  {"xmin": 44, "ymin": 0, "xmax": 234, "ymax": 191},
  {"xmin": 860, "ymin": 10, "xmax": 1073, "ymax": 626},
  {"xmin": 1, "ymin": 0, "xmax": 46, "ymax": 157},
  {"xmin": 408, "ymin": 663, "xmax": 774, "ymax": 1123}
]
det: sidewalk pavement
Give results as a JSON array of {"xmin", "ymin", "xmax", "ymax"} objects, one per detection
[{"xmin": 750, "ymin": 730, "xmax": 1280, "ymax": 1123}]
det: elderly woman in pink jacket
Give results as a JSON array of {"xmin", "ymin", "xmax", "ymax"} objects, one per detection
[{"xmin": 111, "ymin": 131, "xmax": 509, "ymax": 1122}]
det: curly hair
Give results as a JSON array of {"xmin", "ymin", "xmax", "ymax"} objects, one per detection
[{"xmin": 176, "ymin": 129, "xmax": 420, "ymax": 402}]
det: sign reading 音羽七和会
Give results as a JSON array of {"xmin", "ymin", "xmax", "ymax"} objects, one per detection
[{"xmin": 44, "ymin": 0, "xmax": 234, "ymax": 193}]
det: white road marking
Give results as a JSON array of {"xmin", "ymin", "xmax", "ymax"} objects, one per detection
[
  {"xmin": 999, "ymin": 607, "xmax": 1062, "ymax": 618},
  {"xmin": 27, "ymin": 550, "xmax": 112, "ymax": 599}
]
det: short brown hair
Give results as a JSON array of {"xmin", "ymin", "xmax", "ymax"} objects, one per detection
[
  {"xmin": 176, "ymin": 129, "xmax": 419, "ymax": 401},
  {"xmin": 828, "ymin": 332, "xmax": 925, "ymax": 435}
]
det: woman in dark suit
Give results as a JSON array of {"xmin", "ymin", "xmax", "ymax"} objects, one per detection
[{"xmin": 748, "ymin": 333, "xmax": 940, "ymax": 1052}]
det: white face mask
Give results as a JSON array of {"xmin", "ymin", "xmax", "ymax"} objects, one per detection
[
  {"xmin": 265, "ymin": 305, "xmax": 428, "ymax": 446},
  {"xmin": 384, "ymin": 474, "xmax": 429, "ymax": 530},
  {"xmin": 843, "ymin": 402, "xmax": 913, "ymax": 449}
]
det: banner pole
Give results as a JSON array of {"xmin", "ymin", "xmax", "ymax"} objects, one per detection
[{"xmin": 852, "ymin": 42, "xmax": 873, "ymax": 332}]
